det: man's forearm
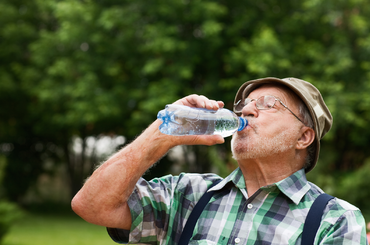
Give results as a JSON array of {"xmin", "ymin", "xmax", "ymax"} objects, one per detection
[{"xmin": 71, "ymin": 120, "xmax": 176, "ymax": 229}]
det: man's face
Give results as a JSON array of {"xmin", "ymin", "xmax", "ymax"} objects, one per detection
[{"xmin": 231, "ymin": 84, "xmax": 304, "ymax": 161}]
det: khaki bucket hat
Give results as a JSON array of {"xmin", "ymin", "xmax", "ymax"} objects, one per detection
[{"xmin": 233, "ymin": 77, "xmax": 333, "ymax": 172}]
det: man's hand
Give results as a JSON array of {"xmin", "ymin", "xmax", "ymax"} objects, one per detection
[
  {"xmin": 164, "ymin": 94, "xmax": 226, "ymax": 146},
  {"xmin": 174, "ymin": 94, "xmax": 225, "ymax": 110}
]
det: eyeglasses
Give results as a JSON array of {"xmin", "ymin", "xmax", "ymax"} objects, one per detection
[{"xmin": 234, "ymin": 95, "xmax": 306, "ymax": 125}]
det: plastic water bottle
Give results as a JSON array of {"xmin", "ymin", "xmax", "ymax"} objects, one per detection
[{"xmin": 157, "ymin": 104, "xmax": 248, "ymax": 137}]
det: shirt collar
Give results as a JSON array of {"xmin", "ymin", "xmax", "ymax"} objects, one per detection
[
  {"xmin": 208, "ymin": 168, "xmax": 245, "ymax": 192},
  {"xmin": 274, "ymin": 168, "xmax": 311, "ymax": 205},
  {"xmin": 209, "ymin": 168, "xmax": 310, "ymax": 205}
]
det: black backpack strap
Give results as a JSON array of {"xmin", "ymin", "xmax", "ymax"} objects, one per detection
[
  {"xmin": 301, "ymin": 193, "xmax": 334, "ymax": 245},
  {"xmin": 178, "ymin": 179, "xmax": 222, "ymax": 245}
]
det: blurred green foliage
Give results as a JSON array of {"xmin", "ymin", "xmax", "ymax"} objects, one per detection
[
  {"xmin": 0, "ymin": 0, "xmax": 370, "ymax": 217},
  {"xmin": 0, "ymin": 201, "xmax": 23, "ymax": 244},
  {"xmin": 0, "ymin": 156, "xmax": 23, "ymax": 244}
]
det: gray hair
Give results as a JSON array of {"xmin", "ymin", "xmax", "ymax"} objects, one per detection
[{"xmin": 297, "ymin": 101, "xmax": 315, "ymax": 170}]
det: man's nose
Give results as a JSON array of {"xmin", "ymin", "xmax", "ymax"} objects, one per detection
[{"xmin": 241, "ymin": 101, "xmax": 259, "ymax": 118}]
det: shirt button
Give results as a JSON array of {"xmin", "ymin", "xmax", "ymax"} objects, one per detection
[
  {"xmin": 247, "ymin": 203, "xmax": 253, "ymax": 209},
  {"xmin": 235, "ymin": 237, "xmax": 241, "ymax": 243}
]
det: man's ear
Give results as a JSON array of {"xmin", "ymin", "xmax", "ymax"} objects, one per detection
[{"xmin": 296, "ymin": 127, "xmax": 315, "ymax": 149}]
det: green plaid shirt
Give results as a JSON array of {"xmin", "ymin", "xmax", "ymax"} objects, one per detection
[{"xmin": 107, "ymin": 168, "xmax": 367, "ymax": 244}]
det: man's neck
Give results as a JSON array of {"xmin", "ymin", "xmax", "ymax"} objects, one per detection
[{"xmin": 238, "ymin": 153, "xmax": 303, "ymax": 197}]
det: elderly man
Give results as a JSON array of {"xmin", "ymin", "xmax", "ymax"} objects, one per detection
[{"xmin": 72, "ymin": 77, "xmax": 367, "ymax": 244}]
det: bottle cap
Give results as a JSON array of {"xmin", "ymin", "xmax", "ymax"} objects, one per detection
[{"xmin": 237, "ymin": 117, "xmax": 248, "ymax": 131}]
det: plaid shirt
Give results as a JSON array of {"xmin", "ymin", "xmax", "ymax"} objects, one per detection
[{"xmin": 107, "ymin": 168, "xmax": 368, "ymax": 244}]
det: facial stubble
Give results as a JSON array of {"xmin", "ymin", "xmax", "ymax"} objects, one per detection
[{"xmin": 231, "ymin": 125, "xmax": 298, "ymax": 160}]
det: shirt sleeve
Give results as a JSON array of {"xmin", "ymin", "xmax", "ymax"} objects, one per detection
[
  {"xmin": 106, "ymin": 173, "xmax": 221, "ymax": 244},
  {"xmin": 317, "ymin": 200, "xmax": 368, "ymax": 245}
]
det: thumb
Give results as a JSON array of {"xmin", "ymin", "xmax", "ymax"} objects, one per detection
[{"xmin": 184, "ymin": 135, "xmax": 225, "ymax": 146}]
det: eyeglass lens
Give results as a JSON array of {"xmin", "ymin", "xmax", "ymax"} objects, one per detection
[
  {"xmin": 257, "ymin": 96, "xmax": 276, "ymax": 109},
  {"xmin": 236, "ymin": 95, "xmax": 276, "ymax": 111}
]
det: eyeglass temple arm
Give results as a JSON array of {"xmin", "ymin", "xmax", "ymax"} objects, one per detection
[{"xmin": 278, "ymin": 100, "xmax": 306, "ymax": 125}]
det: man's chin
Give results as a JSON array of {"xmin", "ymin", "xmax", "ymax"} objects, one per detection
[{"xmin": 231, "ymin": 142, "xmax": 250, "ymax": 161}]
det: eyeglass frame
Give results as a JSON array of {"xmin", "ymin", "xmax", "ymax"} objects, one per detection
[{"xmin": 234, "ymin": 95, "xmax": 307, "ymax": 126}]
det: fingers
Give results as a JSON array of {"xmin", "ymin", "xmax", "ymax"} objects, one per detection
[
  {"xmin": 216, "ymin": 100, "xmax": 225, "ymax": 109},
  {"xmin": 174, "ymin": 94, "xmax": 224, "ymax": 110}
]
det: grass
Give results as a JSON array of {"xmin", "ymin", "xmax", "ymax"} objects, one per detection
[{"xmin": 2, "ymin": 210, "xmax": 118, "ymax": 245}]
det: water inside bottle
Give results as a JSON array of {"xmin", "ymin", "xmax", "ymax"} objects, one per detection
[{"xmin": 157, "ymin": 104, "xmax": 247, "ymax": 137}]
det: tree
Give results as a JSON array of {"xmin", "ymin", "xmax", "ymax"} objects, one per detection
[{"xmin": 0, "ymin": 0, "xmax": 54, "ymax": 202}]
